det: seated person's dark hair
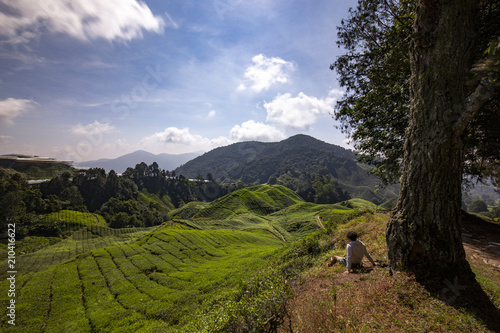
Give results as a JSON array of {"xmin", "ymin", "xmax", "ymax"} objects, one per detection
[{"xmin": 346, "ymin": 231, "xmax": 358, "ymax": 241}]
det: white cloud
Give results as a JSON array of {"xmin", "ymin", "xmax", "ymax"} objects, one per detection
[
  {"xmin": 238, "ymin": 54, "xmax": 295, "ymax": 93},
  {"xmin": 142, "ymin": 127, "xmax": 198, "ymax": 145},
  {"xmin": 207, "ymin": 110, "xmax": 216, "ymax": 118},
  {"xmin": 72, "ymin": 121, "xmax": 116, "ymax": 136},
  {"xmin": 141, "ymin": 127, "xmax": 232, "ymax": 153},
  {"xmin": 0, "ymin": 135, "xmax": 13, "ymax": 141},
  {"xmin": 230, "ymin": 120, "xmax": 285, "ymax": 142},
  {"xmin": 0, "ymin": 98, "xmax": 37, "ymax": 125},
  {"xmin": 0, "ymin": 0, "xmax": 166, "ymax": 43},
  {"xmin": 163, "ymin": 11, "xmax": 179, "ymax": 30},
  {"xmin": 264, "ymin": 90, "xmax": 341, "ymax": 130}
]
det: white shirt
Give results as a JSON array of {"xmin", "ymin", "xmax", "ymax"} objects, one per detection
[{"xmin": 346, "ymin": 240, "xmax": 375, "ymax": 271}]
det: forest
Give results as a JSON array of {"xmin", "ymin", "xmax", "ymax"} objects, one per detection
[{"xmin": 0, "ymin": 160, "xmax": 353, "ymax": 238}]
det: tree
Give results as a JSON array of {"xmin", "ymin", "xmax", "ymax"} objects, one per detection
[
  {"xmin": 0, "ymin": 175, "xmax": 27, "ymax": 228},
  {"xmin": 60, "ymin": 186, "xmax": 84, "ymax": 209},
  {"xmin": 333, "ymin": 0, "xmax": 499, "ymax": 187},
  {"xmin": 312, "ymin": 174, "xmax": 350, "ymax": 204},
  {"xmin": 332, "ymin": 0, "xmax": 499, "ymax": 283},
  {"xmin": 332, "ymin": 0, "xmax": 414, "ymax": 185},
  {"xmin": 73, "ymin": 168, "xmax": 107, "ymax": 211},
  {"xmin": 109, "ymin": 212, "xmax": 130, "ymax": 228}
]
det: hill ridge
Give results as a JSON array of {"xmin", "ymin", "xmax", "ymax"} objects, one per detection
[{"xmin": 174, "ymin": 134, "xmax": 398, "ymax": 204}]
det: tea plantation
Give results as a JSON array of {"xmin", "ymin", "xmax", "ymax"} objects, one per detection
[{"xmin": 0, "ymin": 185, "xmax": 374, "ymax": 332}]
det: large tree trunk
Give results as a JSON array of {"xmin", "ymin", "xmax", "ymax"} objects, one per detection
[{"xmin": 386, "ymin": 0, "xmax": 480, "ymax": 284}]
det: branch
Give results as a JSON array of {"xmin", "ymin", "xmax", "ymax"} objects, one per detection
[
  {"xmin": 453, "ymin": 82, "xmax": 497, "ymax": 139},
  {"xmin": 382, "ymin": 0, "xmax": 412, "ymax": 31}
]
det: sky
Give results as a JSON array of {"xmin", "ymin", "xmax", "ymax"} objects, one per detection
[{"xmin": 0, "ymin": 0, "xmax": 358, "ymax": 163}]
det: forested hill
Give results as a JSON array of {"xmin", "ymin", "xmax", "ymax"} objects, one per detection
[{"xmin": 175, "ymin": 134, "xmax": 398, "ymax": 205}]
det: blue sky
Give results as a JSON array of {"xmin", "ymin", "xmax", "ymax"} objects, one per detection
[{"xmin": 0, "ymin": 0, "xmax": 358, "ymax": 162}]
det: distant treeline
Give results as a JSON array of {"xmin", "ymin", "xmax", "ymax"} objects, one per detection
[{"xmin": 1, "ymin": 161, "xmax": 353, "ymax": 237}]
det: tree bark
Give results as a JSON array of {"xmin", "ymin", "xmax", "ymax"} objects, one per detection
[{"xmin": 386, "ymin": 0, "xmax": 480, "ymax": 284}]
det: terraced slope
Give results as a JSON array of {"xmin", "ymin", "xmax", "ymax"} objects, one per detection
[
  {"xmin": 173, "ymin": 185, "xmax": 303, "ymax": 219},
  {"xmin": 0, "ymin": 226, "xmax": 153, "ymax": 280},
  {"xmin": 172, "ymin": 184, "xmax": 378, "ymax": 241},
  {"xmin": 0, "ymin": 185, "xmax": 378, "ymax": 332},
  {"xmin": 0, "ymin": 224, "xmax": 284, "ymax": 332}
]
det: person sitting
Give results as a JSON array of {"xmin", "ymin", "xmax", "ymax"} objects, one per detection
[{"xmin": 327, "ymin": 231, "xmax": 379, "ymax": 274}]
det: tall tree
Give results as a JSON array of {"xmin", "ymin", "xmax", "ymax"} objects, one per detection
[
  {"xmin": 387, "ymin": 0, "xmax": 492, "ymax": 282},
  {"xmin": 332, "ymin": 0, "xmax": 499, "ymax": 283}
]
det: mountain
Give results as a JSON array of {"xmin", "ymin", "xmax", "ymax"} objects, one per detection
[
  {"xmin": 74, "ymin": 150, "xmax": 201, "ymax": 174},
  {"xmin": 175, "ymin": 134, "xmax": 399, "ymax": 204},
  {"xmin": 175, "ymin": 134, "xmax": 354, "ymax": 181}
]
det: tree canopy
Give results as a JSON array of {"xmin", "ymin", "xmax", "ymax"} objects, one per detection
[
  {"xmin": 331, "ymin": 0, "xmax": 500, "ymax": 187},
  {"xmin": 332, "ymin": 0, "xmax": 500, "ymax": 287}
]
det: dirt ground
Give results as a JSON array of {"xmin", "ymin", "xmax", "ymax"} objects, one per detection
[{"xmin": 462, "ymin": 212, "xmax": 500, "ymax": 271}]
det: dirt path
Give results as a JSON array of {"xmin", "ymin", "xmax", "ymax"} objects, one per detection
[
  {"xmin": 268, "ymin": 220, "xmax": 287, "ymax": 242},
  {"xmin": 462, "ymin": 212, "xmax": 500, "ymax": 271},
  {"xmin": 315, "ymin": 215, "xmax": 325, "ymax": 230}
]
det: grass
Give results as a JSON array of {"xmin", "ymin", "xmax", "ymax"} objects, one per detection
[
  {"xmin": 0, "ymin": 225, "xmax": 153, "ymax": 280},
  {"xmin": 0, "ymin": 185, "xmax": 368, "ymax": 332},
  {"xmin": 2, "ymin": 184, "xmax": 497, "ymax": 332},
  {"xmin": 172, "ymin": 185, "xmax": 375, "ymax": 242},
  {"xmin": 471, "ymin": 264, "xmax": 500, "ymax": 309},
  {"xmin": 283, "ymin": 269, "xmax": 494, "ymax": 333},
  {"xmin": 279, "ymin": 212, "xmax": 500, "ymax": 333},
  {"xmin": 0, "ymin": 223, "xmax": 284, "ymax": 331}
]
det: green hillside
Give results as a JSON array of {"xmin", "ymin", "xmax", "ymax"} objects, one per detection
[
  {"xmin": 173, "ymin": 185, "xmax": 303, "ymax": 220},
  {"xmin": 174, "ymin": 134, "xmax": 398, "ymax": 204},
  {"xmin": 1, "ymin": 183, "xmax": 496, "ymax": 332},
  {"xmin": 174, "ymin": 135, "xmax": 356, "ymax": 183},
  {"xmin": 172, "ymin": 185, "xmax": 377, "ymax": 241},
  {"xmin": 0, "ymin": 224, "xmax": 284, "ymax": 332},
  {"xmin": 0, "ymin": 185, "xmax": 373, "ymax": 332},
  {"xmin": 0, "ymin": 225, "xmax": 154, "ymax": 280},
  {"xmin": 45, "ymin": 210, "xmax": 108, "ymax": 228}
]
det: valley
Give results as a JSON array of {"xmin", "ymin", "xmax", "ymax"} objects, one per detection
[
  {"xmin": 0, "ymin": 135, "xmax": 498, "ymax": 332},
  {"xmin": 0, "ymin": 184, "xmax": 377, "ymax": 332}
]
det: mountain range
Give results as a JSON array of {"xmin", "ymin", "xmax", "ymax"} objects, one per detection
[
  {"xmin": 175, "ymin": 134, "xmax": 399, "ymax": 204},
  {"xmin": 74, "ymin": 150, "xmax": 200, "ymax": 174},
  {"xmin": 73, "ymin": 135, "xmax": 398, "ymax": 204}
]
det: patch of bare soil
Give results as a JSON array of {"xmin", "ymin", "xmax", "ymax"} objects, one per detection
[{"xmin": 462, "ymin": 212, "xmax": 500, "ymax": 271}]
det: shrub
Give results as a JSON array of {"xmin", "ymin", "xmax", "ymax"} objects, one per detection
[
  {"xmin": 468, "ymin": 200, "xmax": 488, "ymax": 213},
  {"xmin": 182, "ymin": 268, "xmax": 292, "ymax": 333}
]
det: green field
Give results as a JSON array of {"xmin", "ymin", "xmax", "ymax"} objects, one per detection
[{"xmin": 0, "ymin": 185, "xmax": 373, "ymax": 332}]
